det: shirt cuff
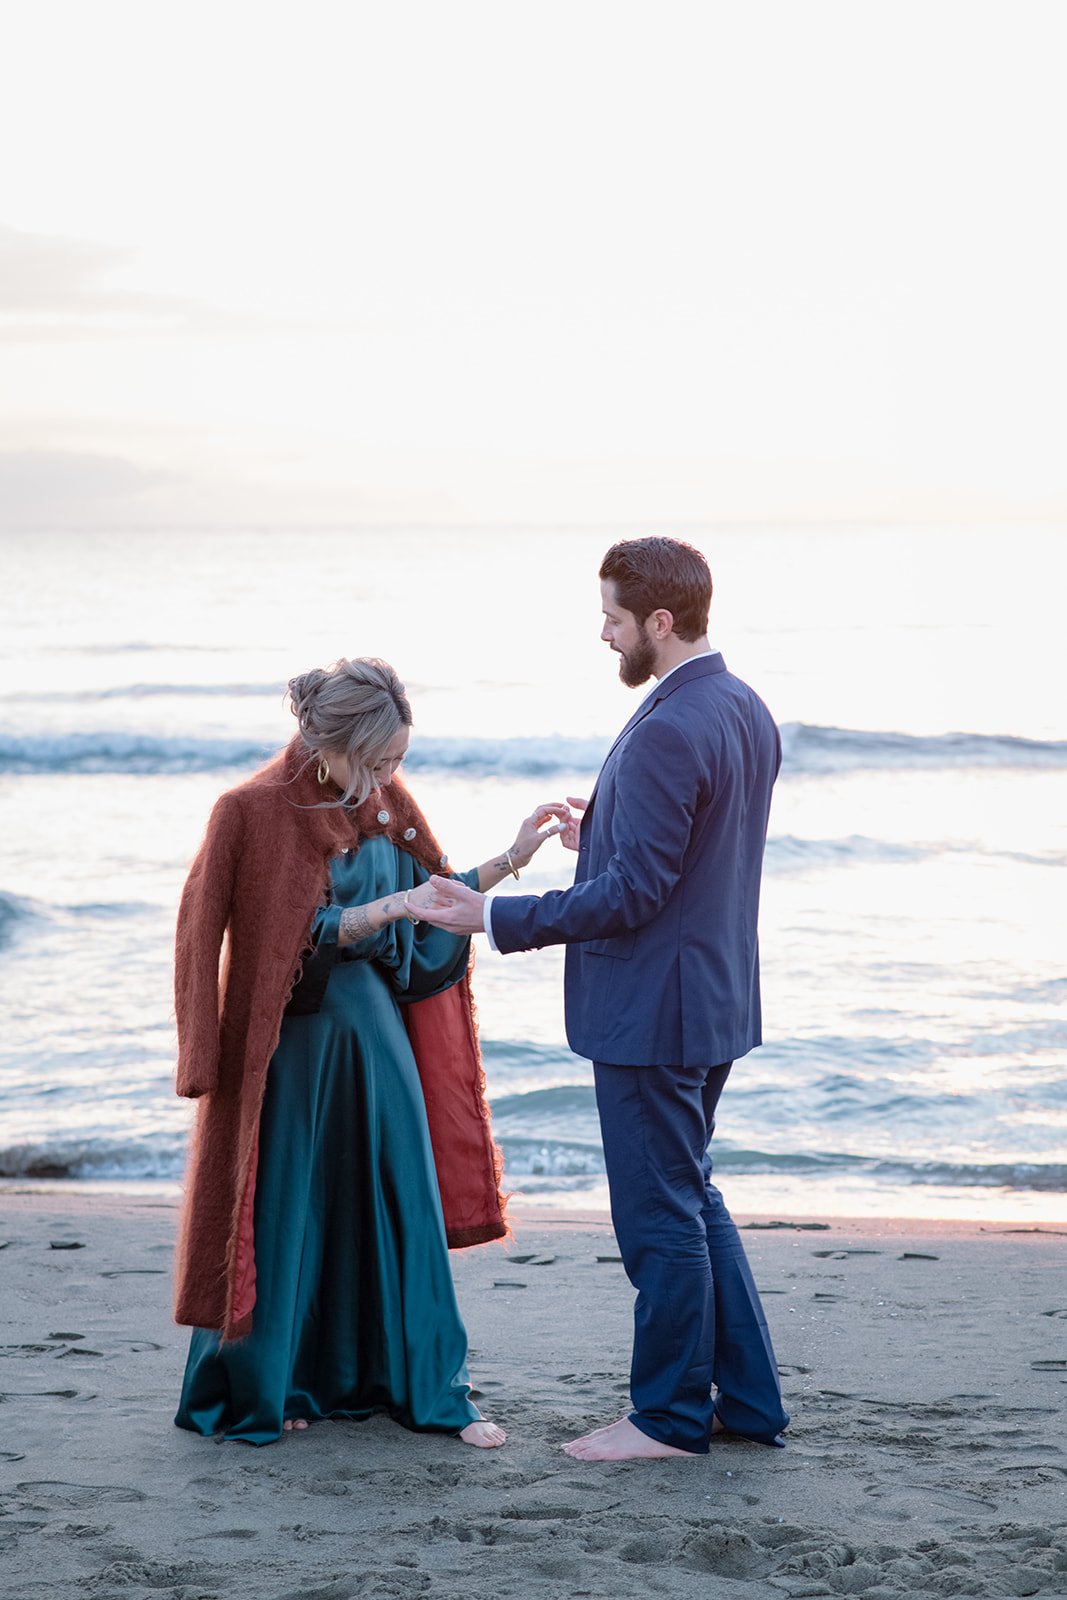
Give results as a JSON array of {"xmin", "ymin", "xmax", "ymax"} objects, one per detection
[{"xmin": 483, "ymin": 896, "xmax": 499, "ymax": 952}]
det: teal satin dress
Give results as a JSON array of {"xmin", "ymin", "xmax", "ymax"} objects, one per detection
[{"xmin": 175, "ymin": 837, "xmax": 482, "ymax": 1445}]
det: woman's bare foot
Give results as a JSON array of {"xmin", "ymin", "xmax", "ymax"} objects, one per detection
[
  {"xmin": 459, "ymin": 1419, "xmax": 506, "ymax": 1449},
  {"xmin": 283, "ymin": 1418, "xmax": 309, "ymax": 1432}
]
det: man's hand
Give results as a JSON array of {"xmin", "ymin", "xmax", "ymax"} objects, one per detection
[
  {"xmin": 404, "ymin": 878, "xmax": 447, "ymax": 917},
  {"xmin": 559, "ymin": 795, "xmax": 589, "ymax": 852},
  {"xmin": 418, "ymin": 875, "xmax": 488, "ymax": 935}
]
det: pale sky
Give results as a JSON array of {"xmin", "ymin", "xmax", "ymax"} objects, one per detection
[{"xmin": 1, "ymin": 0, "xmax": 1065, "ymax": 527}]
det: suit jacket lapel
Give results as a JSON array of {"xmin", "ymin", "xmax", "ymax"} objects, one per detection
[{"xmin": 583, "ymin": 653, "xmax": 727, "ymax": 816}]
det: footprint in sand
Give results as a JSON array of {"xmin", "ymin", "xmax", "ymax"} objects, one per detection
[
  {"xmin": 270, "ymin": 1586, "xmax": 366, "ymax": 1600},
  {"xmin": 811, "ymin": 1248, "xmax": 882, "ymax": 1260},
  {"xmin": 995, "ymin": 1226, "xmax": 1067, "ymax": 1236},
  {"xmin": 501, "ymin": 1500, "xmax": 584, "ymax": 1523},
  {"xmin": 191, "ymin": 1526, "xmax": 258, "ymax": 1540},
  {"xmin": 618, "ymin": 1531, "xmax": 675, "ymax": 1564},
  {"xmin": 0, "ymin": 1389, "xmax": 91, "ymax": 1402},
  {"xmin": 15, "ymin": 1481, "xmax": 147, "ymax": 1507},
  {"xmin": 557, "ymin": 1370, "xmax": 622, "ymax": 1389},
  {"xmin": 557, "ymin": 1476, "xmax": 613, "ymax": 1496},
  {"xmin": 741, "ymin": 1221, "xmax": 831, "ymax": 1232},
  {"xmin": 681, "ymin": 1526, "xmax": 769, "ymax": 1580},
  {"xmin": 994, "ymin": 1463, "xmax": 1067, "ymax": 1486},
  {"xmin": 92, "ymin": 1560, "xmax": 206, "ymax": 1592}
]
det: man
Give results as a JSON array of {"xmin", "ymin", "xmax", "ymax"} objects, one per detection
[{"xmin": 420, "ymin": 536, "xmax": 789, "ymax": 1461}]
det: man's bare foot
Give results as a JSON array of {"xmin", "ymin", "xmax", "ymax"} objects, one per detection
[
  {"xmin": 459, "ymin": 1419, "xmax": 506, "ymax": 1449},
  {"xmin": 283, "ymin": 1418, "xmax": 309, "ymax": 1432},
  {"xmin": 562, "ymin": 1417, "xmax": 697, "ymax": 1460}
]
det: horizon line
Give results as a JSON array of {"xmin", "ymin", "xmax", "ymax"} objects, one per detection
[{"xmin": 3, "ymin": 515, "xmax": 1066, "ymax": 536}]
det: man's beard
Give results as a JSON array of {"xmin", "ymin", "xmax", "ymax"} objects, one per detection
[{"xmin": 618, "ymin": 629, "xmax": 656, "ymax": 688}]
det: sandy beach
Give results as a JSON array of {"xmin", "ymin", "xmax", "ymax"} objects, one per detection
[{"xmin": 1, "ymin": 1190, "xmax": 1065, "ymax": 1600}]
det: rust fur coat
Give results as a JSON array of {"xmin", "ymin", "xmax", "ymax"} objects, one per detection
[{"xmin": 173, "ymin": 736, "xmax": 507, "ymax": 1340}]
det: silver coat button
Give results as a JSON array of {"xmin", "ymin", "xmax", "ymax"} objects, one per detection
[
  {"xmin": 403, "ymin": 827, "xmax": 417, "ymax": 841},
  {"xmin": 439, "ymin": 854, "xmax": 448, "ymax": 868},
  {"xmin": 377, "ymin": 809, "xmax": 390, "ymax": 825}
]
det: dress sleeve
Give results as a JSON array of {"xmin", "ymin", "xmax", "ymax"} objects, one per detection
[
  {"xmin": 310, "ymin": 904, "xmax": 342, "ymax": 947},
  {"xmin": 388, "ymin": 863, "xmax": 476, "ymax": 1002},
  {"xmin": 284, "ymin": 902, "xmax": 380, "ymax": 1017}
]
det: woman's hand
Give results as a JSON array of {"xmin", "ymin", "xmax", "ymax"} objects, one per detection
[
  {"xmin": 558, "ymin": 796, "xmax": 588, "ymax": 852},
  {"xmin": 510, "ymin": 801, "xmax": 572, "ymax": 867},
  {"xmin": 403, "ymin": 879, "xmax": 440, "ymax": 917},
  {"xmin": 472, "ymin": 800, "xmax": 577, "ymax": 894}
]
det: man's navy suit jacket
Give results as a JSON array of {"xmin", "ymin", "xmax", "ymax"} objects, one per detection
[{"xmin": 491, "ymin": 653, "xmax": 780, "ymax": 1067}]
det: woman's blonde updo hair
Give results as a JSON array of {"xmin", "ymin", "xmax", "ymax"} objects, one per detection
[{"xmin": 287, "ymin": 657, "xmax": 413, "ymax": 807}]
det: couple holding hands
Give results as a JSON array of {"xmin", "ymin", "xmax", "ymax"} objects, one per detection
[{"xmin": 172, "ymin": 536, "xmax": 789, "ymax": 1460}]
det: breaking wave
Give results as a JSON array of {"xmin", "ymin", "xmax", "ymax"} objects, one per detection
[
  {"xmin": 3, "ymin": 724, "xmax": 1066, "ymax": 778},
  {"xmin": 2, "ymin": 1134, "xmax": 1064, "ymax": 1192}
]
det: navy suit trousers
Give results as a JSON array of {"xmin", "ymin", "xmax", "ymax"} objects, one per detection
[{"xmin": 593, "ymin": 1060, "xmax": 790, "ymax": 1452}]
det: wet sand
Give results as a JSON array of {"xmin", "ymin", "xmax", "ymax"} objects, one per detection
[{"xmin": 1, "ymin": 1190, "xmax": 1065, "ymax": 1598}]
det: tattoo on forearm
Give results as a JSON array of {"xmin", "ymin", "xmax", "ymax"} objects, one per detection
[
  {"xmin": 340, "ymin": 904, "xmax": 374, "ymax": 943},
  {"xmin": 491, "ymin": 858, "xmax": 509, "ymax": 876}
]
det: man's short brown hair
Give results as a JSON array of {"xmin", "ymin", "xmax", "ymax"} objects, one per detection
[{"xmin": 599, "ymin": 536, "xmax": 712, "ymax": 642}]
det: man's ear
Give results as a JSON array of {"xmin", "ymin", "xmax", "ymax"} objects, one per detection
[{"xmin": 649, "ymin": 608, "xmax": 675, "ymax": 640}]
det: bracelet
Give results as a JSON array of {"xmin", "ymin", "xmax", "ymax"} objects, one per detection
[
  {"xmin": 504, "ymin": 849, "xmax": 520, "ymax": 881},
  {"xmin": 403, "ymin": 890, "xmax": 422, "ymax": 925}
]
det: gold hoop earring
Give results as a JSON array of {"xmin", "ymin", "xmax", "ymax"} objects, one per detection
[{"xmin": 316, "ymin": 756, "xmax": 331, "ymax": 786}]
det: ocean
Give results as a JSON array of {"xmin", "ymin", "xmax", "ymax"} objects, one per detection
[{"xmin": 2, "ymin": 524, "xmax": 1065, "ymax": 1220}]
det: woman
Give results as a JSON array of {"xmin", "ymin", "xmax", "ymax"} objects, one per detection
[{"xmin": 172, "ymin": 656, "xmax": 566, "ymax": 1447}]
